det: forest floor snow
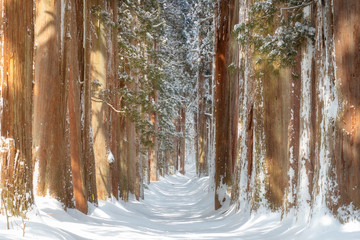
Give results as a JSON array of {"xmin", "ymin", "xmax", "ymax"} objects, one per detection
[{"xmin": 0, "ymin": 169, "xmax": 359, "ymax": 239}]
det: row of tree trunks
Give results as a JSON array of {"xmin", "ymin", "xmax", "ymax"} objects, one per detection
[
  {"xmin": 227, "ymin": 0, "xmax": 360, "ymax": 218},
  {"xmin": 196, "ymin": 22, "xmax": 209, "ymax": 177},
  {"xmin": 0, "ymin": 0, "xmax": 112, "ymax": 214},
  {"xmin": 0, "ymin": 0, "xmax": 34, "ymax": 216},
  {"xmin": 0, "ymin": 0, "xmax": 157, "ymax": 214}
]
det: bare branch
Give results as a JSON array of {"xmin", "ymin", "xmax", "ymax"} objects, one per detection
[
  {"xmin": 280, "ymin": 1, "xmax": 314, "ymax": 15},
  {"xmin": 199, "ymin": 16, "xmax": 213, "ymax": 24},
  {"xmin": 190, "ymin": 49, "xmax": 199, "ymax": 53},
  {"xmin": 91, "ymin": 97, "xmax": 124, "ymax": 113}
]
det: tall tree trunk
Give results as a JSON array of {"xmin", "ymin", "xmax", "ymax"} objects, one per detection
[
  {"xmin": 83, "ymin": 0, "xmax": 98, "ymax": 205},
  {"xmin": 119, "ymin": 114, "xmax": 128, "ymax": 201},
  {"xmin": 179, "ymin": 107, "xmax": 186, "ymax": 175},
  {"xmin": 33, "ymin": 0, "xmax": 73, "ymax": 207},
  {"xmin": 108, "ymin": 0, "xmax": 120, "ymax": 200},
  {"xmin": 126, "ymin": 118, "xmax": 137, "ymax": 196},
  {"xmin": 66, "ymin": 0, "xmax": 88, "ymax": 214},
  {"xmin": 197, "ymin": 48, "xmax": 208, "ymax": 177},
  {"xmin": 149, "ymin": 91, "xmax": 159, "ymax": 182},
  {"xmin": 0, "ymin": 0, "xmax": 34, "ymax": 215},
  {"xmin": 90, "ymin": 0, "xmax": 111, "ymax": 200},
  {"xmin": 214, "ymin": 0, "xmax": 236, "ymax": 210}
]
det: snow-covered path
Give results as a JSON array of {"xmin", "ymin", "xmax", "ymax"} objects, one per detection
[{"xmin": 1, "ymin": 171, "xmax": 359, "ymax": 239}]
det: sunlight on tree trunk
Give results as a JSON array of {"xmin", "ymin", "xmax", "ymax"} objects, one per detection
[
  {"xmin": 90, "ymin": 0, "xmax": 111, "ymax": 201},
  {"xmin": 0, "ymin": 0, "xmax": 34, "ymax": 216}
]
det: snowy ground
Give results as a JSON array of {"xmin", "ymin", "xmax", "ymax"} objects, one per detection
[{"xmin": 1, "ymin": 169, "xmax": 359, "ymax": 239}]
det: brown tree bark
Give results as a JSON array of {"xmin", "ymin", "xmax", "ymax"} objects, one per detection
[
  {"xmin": 108, "ymin": 0, "xmax": 120, "ymax": 200},
  {"xmin": 0, "ymin": 0, "xmax": 34, "ymax": 215},
  {"xmin": 90, "ymin": 0, "xmax": 111, "ymax": 200},
  {"xmin": 126, "ymin": 118, "xmax": 137, "ymax": 196},
  {"xmin": 214, "ymin": 0, "xmax": 236, "ymax": 210},
  {"xmin": 66, "ymin": 0, "xmax": 88, "ymax": 214},
  {"xmin": 33, "ymin": 0, "xmax": 73, "ymax": 207},
  {"xmin": 83, "ymin": 0, "xmax": 98, "ymax": 205},
  {"xmin": 332, "ymin": 0, "xmax": 360, "ymax": 211}
]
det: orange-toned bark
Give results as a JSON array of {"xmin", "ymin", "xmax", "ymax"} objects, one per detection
[
  {"xmin": 0, "ymin": 0, "xmax": 34, "ymax": 215},
  {"xmin": 33, "ymin": 0, "xmax": 73, "ymax": 206},
  {"xmin": 90, "ymin": 0, "xmax": 111, "ymax": 200},
  {"xmin": 333, "ymin": 0, "xmax": 360, "ymax": 210},
  {"xmin": 66, "ymin": 0, "xmax": 88, "ymax": 214},
  {"xmin": 108, "ymin": 0, "xmax": 120, "ymax": 200}
]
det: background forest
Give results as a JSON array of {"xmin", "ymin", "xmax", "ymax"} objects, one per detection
[{"xmin": 0, "ymin": 0, "xmax": 359, "ymax": 239}]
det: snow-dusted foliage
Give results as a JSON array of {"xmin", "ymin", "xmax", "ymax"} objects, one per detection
[{"xmin": 234, "ymin": 0, "xmax": 315, "ymax": 67}]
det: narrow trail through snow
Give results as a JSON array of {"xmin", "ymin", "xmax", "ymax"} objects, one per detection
[{"xmin": 1, "ymin": 170, "xmax": 359, "ymax": 239}]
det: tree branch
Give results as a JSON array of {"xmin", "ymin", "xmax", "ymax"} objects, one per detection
[
  {"xmin": 280, "ymin": 1, "xmax": 314, "ymax": 15},
  {"xmin": 199, "ymin": 16, "xmax": 213, "ymax": 24},
  {"xmin": 91, "ymin": 97, "xmax": 124, "ymax": 113}
]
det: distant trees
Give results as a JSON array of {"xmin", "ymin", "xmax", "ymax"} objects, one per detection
[{"xmin": 188, "ymin": 0, "xmax": 215, "ymax": 177}]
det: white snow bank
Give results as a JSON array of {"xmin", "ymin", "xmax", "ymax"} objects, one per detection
[{"xmin": 0, "ymin": 172, "xmax": 359, "ymax": 240}]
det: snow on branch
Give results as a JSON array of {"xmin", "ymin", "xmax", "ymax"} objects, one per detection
[
  {"xmin": 280, "ymin": 1, "xmax": 314, "ymax": 15},
  {"xmin": 199, "ymin": 16, "xmax": 213, "ymax": 24}
]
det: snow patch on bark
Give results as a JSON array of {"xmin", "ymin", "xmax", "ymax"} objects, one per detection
[
  {"xmin": 313, "ymin": 1, "xmax": 339, "ymax": 215},
  {"xmin": 216, "ymin": 177, "xmax": 230, "ymax": 208},
  {"xmin": 297, "ymin": 18, "xmax": 314, "ymax": 222},
  {"xmin": 32, "ymin": 160, "xmax": 40, "ymax": 196},
  {"xmin": 60, "ymin": 0, "xmax": 65, "ymax": 51},
  {"xmin": 107, "ymin": 150, "xmax": 115, "ymax": 164}
]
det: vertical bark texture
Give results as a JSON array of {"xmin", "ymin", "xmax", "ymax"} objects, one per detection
[
  {"xmin": 108, "ymin": 0, "xmax": 120, "ymax": 200},
  {"xmin": 0, "ymin": 0, "xmax": 34, "ymax": 215},
  {"xmin": 83, "ymin": 0, "xmax": 98, "ymax": 204},
  {"xmin": 90, "ymin": 0, "xmax": 111, "ymax": 200},
  {"xmin": 126, "ymin": 117, "xmax": 137, "ymax": 195},
  {"xmin": 214, "ymin": 0, "xmax": 237, "ymax": 210},
  {"xmin": 33, "ymin": 0, "xmax": 73, "ymax": 207},
  {"xmin": 66, "ymin": 0, "xmax": 87, "ymax": 214},
  {"xmin": 231, "ymin": 0, "xmax": 360, "ymax": 218},
  {"xmin": 332, "ymin": 0, "xmax": 360, "ymax": 211}
]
